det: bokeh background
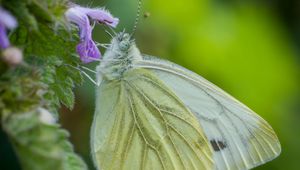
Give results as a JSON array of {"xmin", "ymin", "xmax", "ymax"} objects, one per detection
[
  {"xmin": 65, "ymin": 0, "xmax": 300, "ymax": 169},
  {"xmin": 1, "ymin": 0, "xmax": 300, "ymax": 169}
]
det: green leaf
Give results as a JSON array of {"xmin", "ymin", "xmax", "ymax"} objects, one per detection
[
  {"xmin": 0, "ymin": 0, "xmax": 88, "ymax": 169},
  {"xmin": 5, "ymin": 0, "xmax": 83, "ymax": 111},
  {"xmin": 2, "ymin": 108, "xmax": 88, "ymax": 170}
]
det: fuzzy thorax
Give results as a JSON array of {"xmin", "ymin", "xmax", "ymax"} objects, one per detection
[{"xmin": 97, "ymin": 32, "xmax": 142, "ymax": 81}]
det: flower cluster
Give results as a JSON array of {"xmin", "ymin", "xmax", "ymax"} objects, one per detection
[
  {"xmin": 65, "ymin": 5, "xmax": 119, "ymax": 63},
  {"xmin": 0, "ymin": 7, "xmax": 23, "ymax": 66},
  {"xmin": 0, "ymin": 4, "xmax": 118, "ymax": 64}
]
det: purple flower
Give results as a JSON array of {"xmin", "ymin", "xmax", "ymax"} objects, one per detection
[
  {"xmin": 0, "ymin": 7, "xmax": 17, "ymax": 49},
  {"xmin": 65, "ymin": 6, "xmax": 119, "ymax": 63}
]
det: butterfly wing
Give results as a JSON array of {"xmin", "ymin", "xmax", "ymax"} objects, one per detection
[
  {"xmin": 133, "ymin": 55, "xmax": 281, "ymax": 170},
  {"xmin": 91, "ymin": 69, "xmax": 214, "ymax": 170}
]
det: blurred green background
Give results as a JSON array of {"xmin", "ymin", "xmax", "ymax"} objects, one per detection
[
  {"xmin": 64, "ymin": 0, "xmax": 300, "ymax": 169},
  {"xmin": 2, "ymin": 0, "xmax": 300, "ymax": 169}
]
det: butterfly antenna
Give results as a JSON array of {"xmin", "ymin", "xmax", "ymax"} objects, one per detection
[{"xmin": 131, "ymin": 0, "xmax": 142, "ymax": 36}]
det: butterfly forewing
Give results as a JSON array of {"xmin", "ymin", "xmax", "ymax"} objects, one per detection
[
  {"xmin": 91, "ymin": 68, "xmax": 214, "ymax": 170},
  {"xmin": 133, "ymin": 55, "xmax": 281, "ymax": 170}
]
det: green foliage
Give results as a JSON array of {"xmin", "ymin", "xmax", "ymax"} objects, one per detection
[
  {"xmin": 0, "ymin": 0, "xmax": 87, "ymax": 169},
  {"xmin": 0, "ymin": 68, "xmax": 46, "ymax": 114},
  {"xmin": 2, "ymin": 108, "xmax": 87, "ymax": 170},
  {"xmin": 2, "ymin": 0, "xmax": 68, "ymax": 30},
  {"xmin": 1, "ymin": 0, "xmax": 83, "ymax": 113}
]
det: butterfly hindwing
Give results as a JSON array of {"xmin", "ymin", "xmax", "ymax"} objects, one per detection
[
  {"xmin": 91, "ymin": 68, "xmax": 214, "ymax": 170},
  {"xmin": 133, "ymin": 55, "xmax": 281, "ymax": 170}
]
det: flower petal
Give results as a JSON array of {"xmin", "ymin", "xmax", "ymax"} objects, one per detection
[
  {"xmin": 65, "ymin": 5, "xmax": 119, "ymax": 63},
  {"xmin": 0, "ymin": 24, "xmax": 10, "ymax": 49},
  {"xmin": 0, "ymin": 7, "xmax": 17, "ymax": 29},
  {"xmin": 75, "ymin": 6, "xmax": 119, "ymax": 27},
  {"xmin": 76, "ymin": 39, "xmax": 101, "ymax": 63},
  {"xmin": 65, "ymin": 7, "xmax": 91, "ymax": 41}
]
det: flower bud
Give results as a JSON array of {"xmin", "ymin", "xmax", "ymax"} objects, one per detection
[{"xmin": 1, "ymin": 47, "xmax": 23, "ymax": 66}]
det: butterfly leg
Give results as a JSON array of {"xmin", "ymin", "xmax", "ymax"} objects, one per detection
[{"xmin": 64, "ymin": 64, "xmax": 100, "ymax": 86}]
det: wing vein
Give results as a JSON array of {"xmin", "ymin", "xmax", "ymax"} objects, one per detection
[
  {"xmin": 201, "ymin": 88, "xmax": 252, "ymax": 168},
  {"xmin": 126, "ymin": 83, "xmax": 167, "ymax": 170},
  {"xmin": 126, "ymin": 81, "xmax": 187, "ymax": 169},
  {"xmin": 136, "ymin": 75, "xmax": 212, "ymax": 148},
  {"xmin": 131, "ymin": 75, "xmax": 213, "ymax": 164},
  {"xmin": 168, "ymin": 124, "xmax": 211, "ymax": 170},
  {"xmin": 141, "ymin": 143, "xmax": 148, "ymax": 170}
]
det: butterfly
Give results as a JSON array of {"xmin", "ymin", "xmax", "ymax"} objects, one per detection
[{"xmin": 90, "ymin": 32, "xmax": 281, "ymax": 170}]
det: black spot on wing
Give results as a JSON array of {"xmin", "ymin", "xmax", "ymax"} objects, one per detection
[{"xmin": 210, "ymin": 139, "xmax": 227, "ymax": 151}]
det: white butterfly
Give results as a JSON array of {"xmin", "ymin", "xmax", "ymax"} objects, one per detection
[{"xmin": 90, "ymin": 32, "xmax": 281, "ymax": 170}]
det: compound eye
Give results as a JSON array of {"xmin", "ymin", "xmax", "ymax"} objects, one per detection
[{"xmin": 119, "ymin": 41, "xmax": 130, "ymax": 51}]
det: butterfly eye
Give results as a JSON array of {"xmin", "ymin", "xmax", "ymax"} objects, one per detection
[{"xmin": 119, "ymin": 41, "xmax": 130, "ymax": 51}]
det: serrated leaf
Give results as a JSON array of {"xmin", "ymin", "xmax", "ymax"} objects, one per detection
[
  {"xmin": 9, "ymin": 23, "xmax": 82, "ymax": 110},
  {"xmin": 2, "ymin": 108, "xmax": 88, "ymax": 170},
  {"xmin": 52, "ymin": 84, "xmax": 75, "ymax": 109},
  {"xmin": 0, "ymin": 0, "xmax": 89, "ymax": 169}
]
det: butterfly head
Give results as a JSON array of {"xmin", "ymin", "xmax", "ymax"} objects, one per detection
[
  {"xmin": 99, "ymin": 31, "xmax": 141, "ymax": 79},
  {"xmin": 112, "ymin": 32, "xmax": 133, "ymax": 52}
]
